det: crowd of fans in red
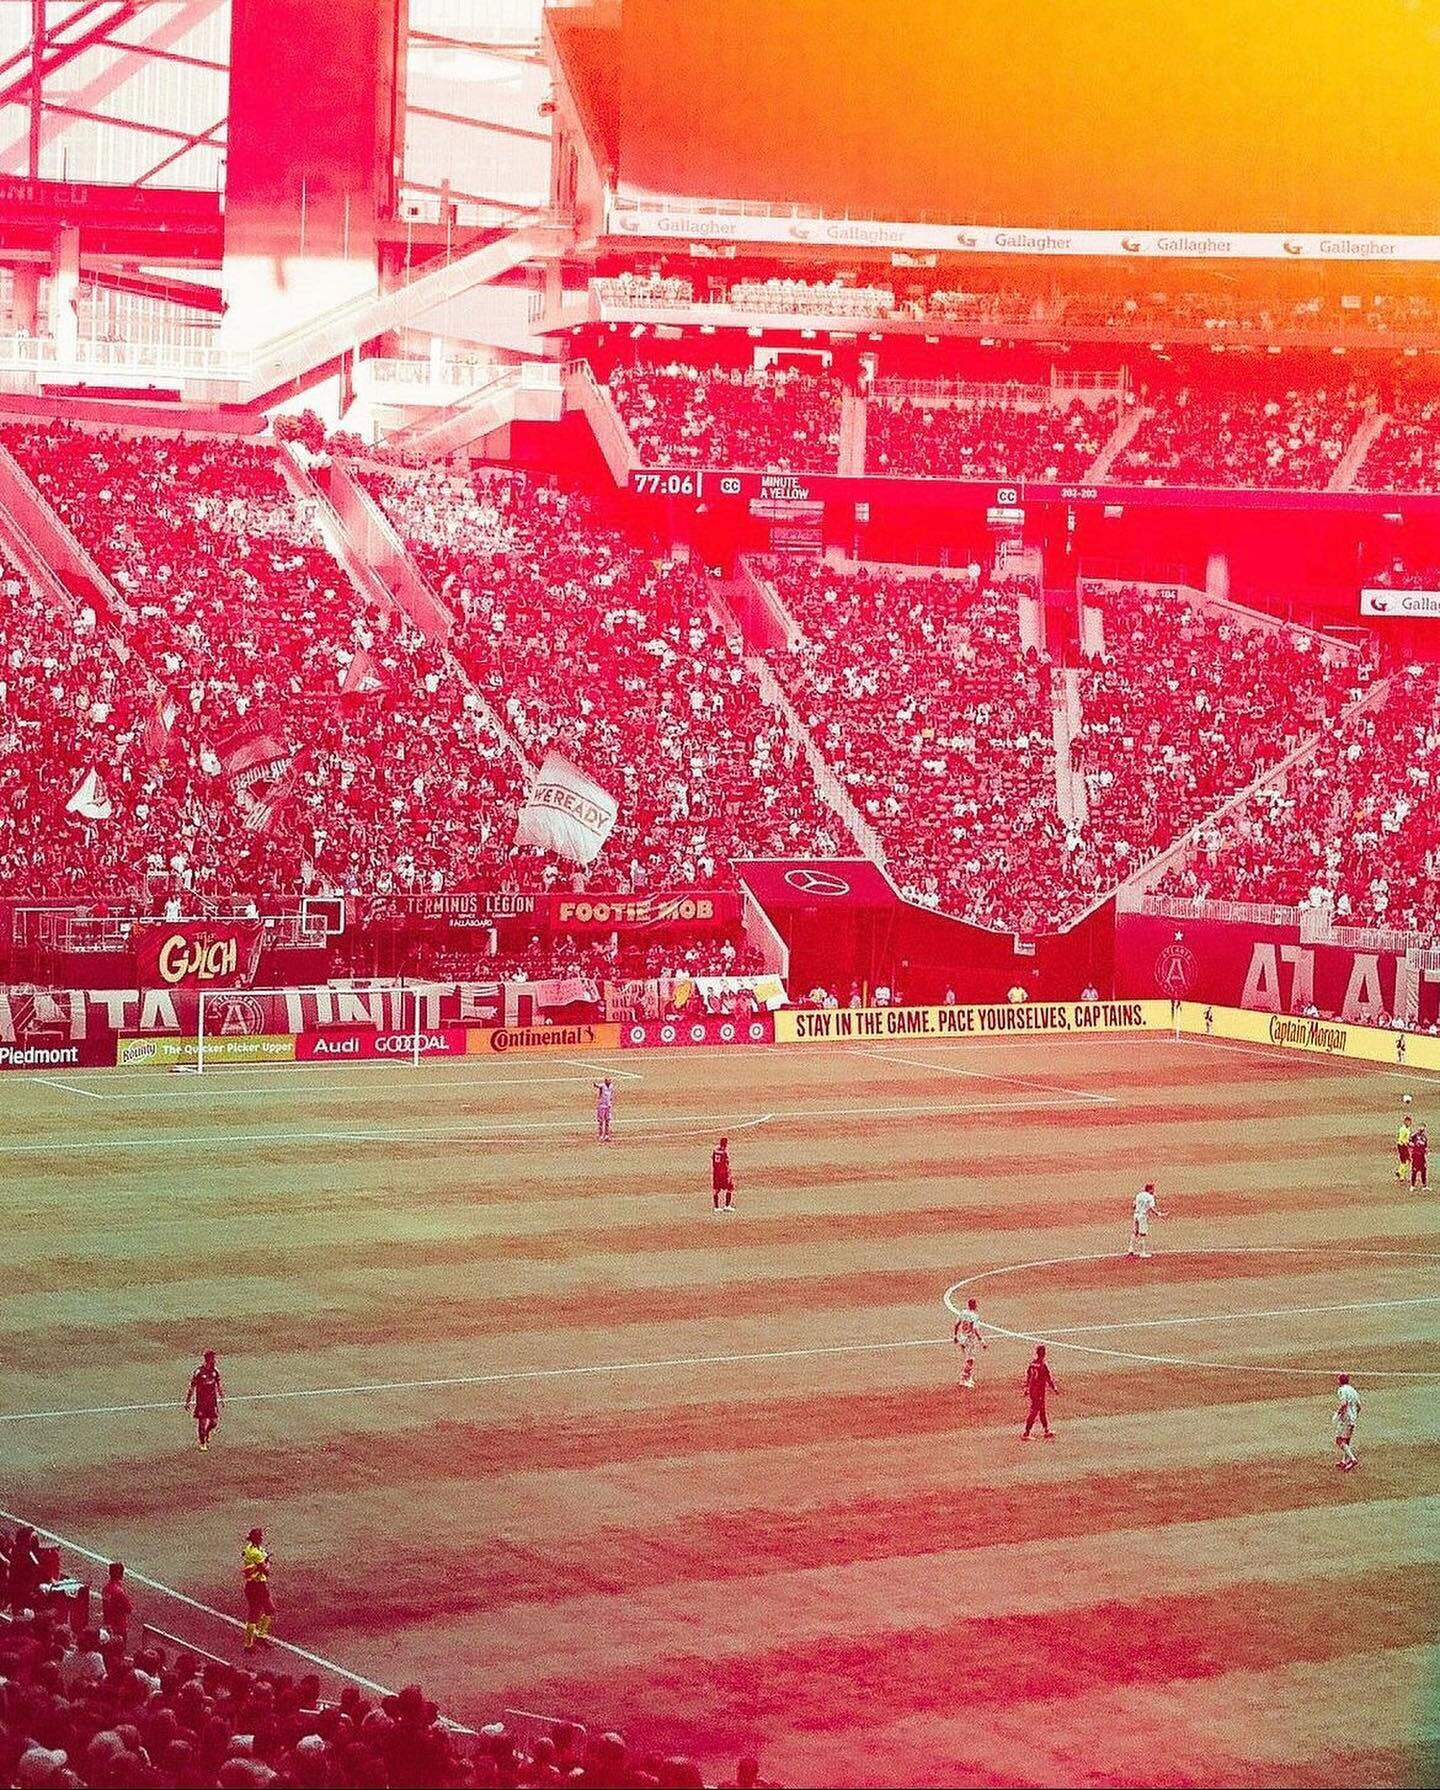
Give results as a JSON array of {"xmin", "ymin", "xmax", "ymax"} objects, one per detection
[
  {"xmin": 1110, "ymin": 385, "xmax": 1369, "ymax": 489},
  {"xmin": 356, "ymin": 465, "xmax": 852, "ymax": 891},
  {"xmin": 1156, "ymin": 665, "xmax": 1438, "ymax": 929},
  {"xmin": 604, "ymin": 365, "xmax": 843, "ymax": 473},
  {"xmin": 865, "ymin": 394, "xmax": 1118, "ymax": 483}
]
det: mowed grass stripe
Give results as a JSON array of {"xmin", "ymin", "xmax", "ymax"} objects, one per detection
[{"xmin": 495, "ymin": 1565, "xmax": 1440, "ymax": 1758}]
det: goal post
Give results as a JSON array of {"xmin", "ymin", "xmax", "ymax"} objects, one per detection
[{"xmin": 189, "ymin": 982, "xmax": 428, "ymax": 1075}]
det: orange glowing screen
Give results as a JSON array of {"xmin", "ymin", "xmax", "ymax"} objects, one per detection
[{"xmin": 612, "ymin": 0, "xmax": 1440, "ymax": 232}]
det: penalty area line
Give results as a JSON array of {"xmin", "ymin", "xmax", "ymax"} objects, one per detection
[
  {"xmin": 0, "ymin": 1335, "xmax": 947, "ymax": 1425},
  {"xmin": 848, "ymin": 1046, "xmax": 1117, "ymax": 1105}
]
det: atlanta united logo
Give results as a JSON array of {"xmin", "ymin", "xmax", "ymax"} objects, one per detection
[
  {"xmin": 214, "ymin": 996, "xmax": 267, "ymax": 1036},
  {"xmin": 1153, "ymin": 943, "xmax": 1197, "ymax": 997}
]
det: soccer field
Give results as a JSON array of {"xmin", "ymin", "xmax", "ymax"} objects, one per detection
[{"xmin": 5, "ymin": 1034, "xmax": 1439, "ymax": 1790}]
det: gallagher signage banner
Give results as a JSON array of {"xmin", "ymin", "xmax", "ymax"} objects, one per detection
[
  {"xmin": 295, "ymin": 1027, "xmax": 470, "ymax": 1062},
  {"xmin": 776, "ymin": 1000, "xmax": 1162, "ymax": 1045},
  {"xmin": 133, "ymin": 922, "xmax": 264, "ymax": 989},
  {"xmin": 549, "ymin": 892, "xmax": 742, "ymax": 931},
  {"xmin": 620, "ymin": 1015, "xmax": 775, "ymax": 1048},
  {"xmin": 1360, "ymin": 589, "xmax": 1440, "ymax": 618}
]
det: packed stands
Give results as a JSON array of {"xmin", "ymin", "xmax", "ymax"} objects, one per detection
[
  {"xmin": 1113, "ymin": 384, "xmax": 1369, "ymax": 488},
  {"xmin": 0, "ymin": 425, "xmax": 525, "ymax": 900},
  {"xmin": 356, "ymin": 466, "xmax": 854, "ymax": 888},
  {"xmin": 728, "ymin": 278, "xmax": 894, "ymax": 318},
  {"xmin": 1355, "ymin": 394, "xmax": 1440, "ymax": 492},
  {"xmin": 865, "ymin": 391, "xmax": 1118, "ymax": 482},
  {"xmin": 1074, "ymin": 586, "xmax": 1364, "ymax": 891},
  {"xmin": 760, "ymin": 560, "xmax": 1070, "ymax": 930},
  {"xmin": 605, "ymin": 363, "xmax": 844, "ymax": 472},
  {"xmin": 1156, "ymin": 666, "xmax": 1440, "ymax": 930}
]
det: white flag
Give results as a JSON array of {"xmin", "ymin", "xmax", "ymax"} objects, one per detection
[
  {"xmin": 65, "ymin": 767, "xmax": 113, "ymax": 822},
  {"xmin": 514, "ymin": 751, "xmax": 618, "ymax": 867}
]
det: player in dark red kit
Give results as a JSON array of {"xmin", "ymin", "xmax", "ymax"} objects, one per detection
[
  {"xmin": 1410, "ymin": 1121, "xmax": 1428, "ymax": 1188},
  {"xmin": 1021, "ymin": 1345, "xmax": 1058, "ymax": 1440},
  {"xmin": 712, "ymin": 1135, "xmax": 735, "ymax": 1213},
  {"xmin": 185, "ymin": 1349, "xmax": 224, "ymax": 1451}
]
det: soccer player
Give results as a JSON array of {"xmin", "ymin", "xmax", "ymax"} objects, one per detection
[
  {"xmin": 952, "ymin": 1297, "xmax": 987, "ymax": 1388},
  {"xmin": 1021, "ymin": 1346, "xmax": 1057, "ymax": 1440},
  {"xmin": 1126, "ymin": 1183, "xmax": 1163, "ymax": 1259},
  {"xmin": 1396, "ymin": 1109, "xmax": 1412, "ymax": 1181},
  {"xmin": 1333, "ymin": 1374, "xmax": 1361, "ymax": 1471},
  {"xmin": 1409, "ymin": 1121, "xmax": 1428, "ymax": 1189},
  {"xmin": 712, "ymin": 1135, "xmax": 735, "ymax": 1213},
  {"xmin": 241, "ymin": 1526, "xmax": 275, "ymax": 1651},
  {"xmin": 593, "ymin": 1077, "xmax": 614, "ymax": 1143},
  {"xmin": 185, "ymin": 1349, "xmax": 224, "ymax": 1451}
]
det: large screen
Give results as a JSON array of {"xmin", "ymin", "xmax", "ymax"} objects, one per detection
[{"xmin": 615, "ymin": 0, "xmax": 1440, "ymax": 236}]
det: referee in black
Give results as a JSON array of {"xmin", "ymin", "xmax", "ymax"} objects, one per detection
[{"xmin": 1021, "ymin": 1346, "xmax": 1058, "ymax": 1440}]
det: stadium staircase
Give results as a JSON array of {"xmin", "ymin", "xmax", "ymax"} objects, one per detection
[
  {"xmin": 385, "ymin": 362, "xmax": 564, "ymax": 460},
  {"xmin": 746, "ymin": 653, "xmax": 880, "ymax": 863},
  {"xmin": 0, "ymin": 442, "xmax": 138, "ymax": 642},
  {"xmin": 1327, "ymin": 409, "xmax": 1388, "ymax": 492},
  {"xmin": 839, "ymin": 391, "xmax": 867, "ymax": 476},
  {"xmin": 566, "ymin": 360, "xmax": 640, "ymax": 486},
  {"xmin": 1051, "ymin": 668, "xmax": 1087, "ymax": 829},
  {"xmin": 1084, "ymin": 405, "xmax": 1146, "ymax": 481}
]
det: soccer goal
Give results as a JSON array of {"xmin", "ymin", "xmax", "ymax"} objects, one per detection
[{"xmin": 184, "ymin": 982, "xmax": 434, "ymax": 1074}]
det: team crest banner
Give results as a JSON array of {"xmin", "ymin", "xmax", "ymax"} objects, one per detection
[{"xmin": 514, "ymin": 753, "xmax": 618, "ymax": 867}]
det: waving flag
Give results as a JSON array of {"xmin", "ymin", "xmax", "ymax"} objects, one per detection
[
  {"xmin": 65, "ymin": 767, "xmax": 113, "ymax": 822},
  {"xmin": 514, "ymin": 752, "xmax": 618, "ymax": 867},
  {"xmin": 142, "ymin": 693, "xmax": 179, "ymax": 761},
  {"xmin": 242, "ymin": 763, "xmax": 300, "ymax": 834}
]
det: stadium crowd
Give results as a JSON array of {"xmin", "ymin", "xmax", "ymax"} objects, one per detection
[
  {"xmin": 864, "ymin": 393, "xmax": 1118, "ymax": 482},
  {"xmin": 356, "ymin": 465, "xmax": 853, "ymax": 889},
  {"xmin": 1355, "ymin": 393, "xmax": 1440, "ymax": 492},
  {"xmin": 1156, "ymin": 664, "xmax": 1440, "ymax": 929},
  {"xmin": 604, "ymin": 364, "xmax": 843, "ymax": 473},
  {"xmin": 1113, "ymin": 384, "xmax": 1369, "ymax": 488},
  {"xmin": 0, "ymin": 1555, "xmax": 742, "ymax": 1789}
]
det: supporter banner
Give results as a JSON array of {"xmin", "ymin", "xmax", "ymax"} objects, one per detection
[
  {"xmin": 776, "ymin": 1000, "xmax": 1164, "ymax": 1045},
  {"xmin": 1360, "ymin": 589, "xmax": 1440, "ymax": 618},
  {"xmin": 396, "ymin": 893, "xmax": 539, "ymax": 922},
  {"xmin": 549, "ymin": 892, "xmax": 742, "ymax": 931},
  {"xmin": 133, "ymin": 922, "xmax": 265, "ymax": 989},
  {"xmin": 295, "ymin": 1027, "xmax": 469, "ymax": 1062},
  {"xmin": 1176, "ymin": 1002, "xmax": 1440, "ymax": 1072},
  {"xmin": 1114, "ymin": 911, "xmax": 1440, "ymax": 1026},
  {"xmin": 673, "ymin": 973, "xmax": 789, "ymax": 1012},
  {"xmin": 216, "ymin": 722, "xmax": 288, "ymax": 793},
  {"xmin": 620, "ymin": 1014, "xmax": 775, "ymax": 1049},
  {"xmin": 116, "ymin": 1033, "xmax": 295, "ymax": 1069},
  {"xmin": 514, "ymin": 753, "xmax": 618, "ymax": 867},
  {"xmin": 467, "ymin": 1021, "xmax": 622, "ymax": 1054},
  {"xmin": 0, "ymin": 981, "xmax": 587, "ymax": 1045},
  {"xmin": 606, "ymin": 197, "xmax": 1440, "ymax": 263}
]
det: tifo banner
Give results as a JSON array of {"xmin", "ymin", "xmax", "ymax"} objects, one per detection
[
  {"xmin": 467, "ymin": 1021, "xmax": 621, "ymax": 1054},
  {"xmin": 620, "ymin": 1014, "xmax": 775, "ymax": 1049},
  {"xmin": 514, "ymin": 753, "xmax": 618, "ymax": 867},
  {"xmin": 116, "ymin": 1033, "xmax": 296, "ymax": 1069},
  {"xmin": 549, "ymin": 892, "xmax": 742, "ymax": 931},
  {"xmin": 216, "ymin": 722, "xmax": 288, "ymax": 792},
  {"xmin": 295, "ymin": 1027, "xmax": 470, "ymax": 1062},
  {"xmin": 133, "ymin": 922, "xmax": 265, "ymax": 989},
  {"xmin": 1115, "ymin": 910, "xmax": 1440, "ymax": 1025},
  {"xmin": 673, "ymin": 974, "xmax": 789, "ymax": 1012}
]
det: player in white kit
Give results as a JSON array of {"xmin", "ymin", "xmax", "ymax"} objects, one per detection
[
  {"xmin": 1126, "ymin": 1182, "xmax": 1162, "ymax": 1258},
  {"xmin": 952, "ymin": 1297, "xmax": 987, "ymax": 1388},
  {"xmin": 593, "ymin": 1077, "xmax": 614, "ymax": 1143},
  {"xmin": 1333, "ymin": 1374, "xmax": 1361, "ymax": 1471}
]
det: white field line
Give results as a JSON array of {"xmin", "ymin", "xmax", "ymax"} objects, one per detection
[
  {"xmin": 1031, "ymin": 1294, "xmax": 1440, "ymax": 1335},
  {"xmin": 849, "ymin": 1045, "xmax": 1117, "ymax": 1105},
  {"xmin": 0, "ymin": 1504, "xmax": 473, "ymax": 1727},
  {"xmin": 0, "ymin": 1335, "xmax": 949, "ymax": 1424},
  {"xmin": 28, "ymin": 1070, "xmax": 620, "ymax": 1104},
  {"xmin": 558, "ymin": 1056, "xmax": 643, "ymax": 1080},
  {"xmin": 0, "ymin": 1094, "xmax": 1093, "ymax": 1157}
]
